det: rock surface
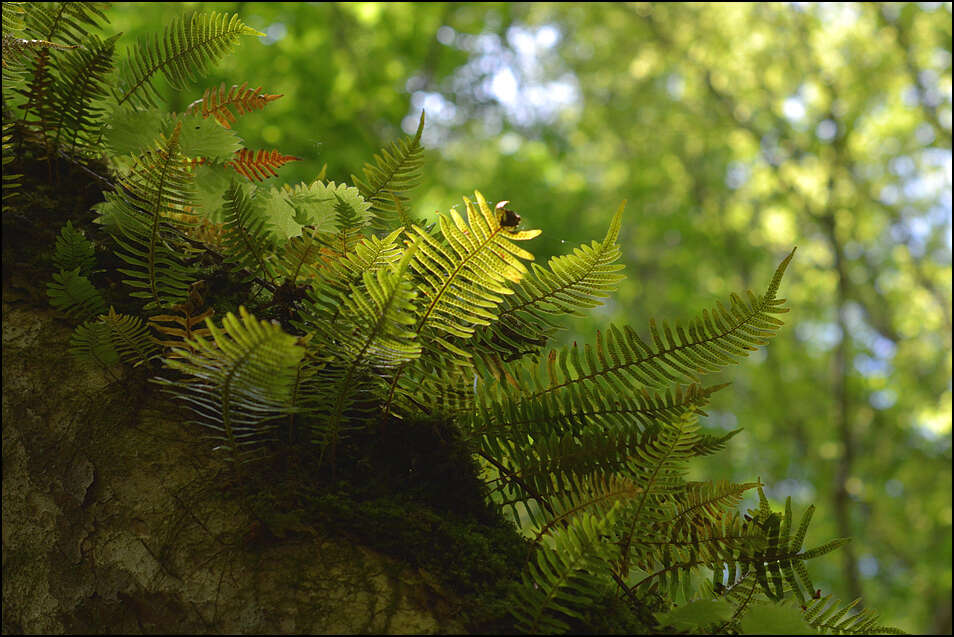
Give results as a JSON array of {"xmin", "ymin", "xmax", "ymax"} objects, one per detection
[{"xmin": 2, "ymin": 298, "xmax": 464, "ymax": 634}]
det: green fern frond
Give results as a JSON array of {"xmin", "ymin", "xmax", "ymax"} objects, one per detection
[
  {"xmin": 156, "ymin": 306, "xmax": 305, "ymax": 470},
  {"xmin": 305, "ymin": 248, "xmax": 421, "ymax": 459},
  {"xmin": 114, "ymin": 11, "xmax": 263, "ymax": 109},
  {"xmin": 49, "ymin": 32, "xmax": 117, "ymax": 155},
  {"xmin": 471, "ymin": 201, "xmax": 626, "ymax": 362},
  {"xmin": 804, "ymin": 595, "xmax": 905, "ymax": 635},
  {"xmin": 68, "ymin": 318, "xmax": 119, "ymax": 369},
  {"xmin": 507, "ymin": 248, "xmax": 795, "ymax": 402},
  {"xmin": 410, "ymin": 190, "xmax": 541, "ymax": 346},
  {"xmin": 15, "ymin": 2, "xmax": 106, "ymax": 140},
  {"xmin": 294, "ymin": 227, "xmax": 406, "ymax": 331},
  {"xmin": 47, "ymin": 267, "xmax": 106, "ymax": 320},
  {"xmin": 221, "ymin": 180, "xmax": 276, "ymax": 286},
  {"xmin": 617, "ymin": 407, "xmax": 701, "ymax": 579},
  {"xmin": 510, "ymin": 511, "xmax": 618, "ymax": 634},
  {"xmin": 187, "ymin": 81, "xmax": 281, "ymax": 129},
  {"xmin": 524, "ymin": 474, "xmax": 641, "ymax": 548},
  {"xmin": 52, "ymin": 220, "xmax": 96, "ymax": 274},
  {"xmin": 667, "ymin": 480, "xmax": 761, "ymax": 531},
  {"xmin": 353, "ymin": 110, "xmax": 425, "ymax": 233},
  {"xmin": 22, "ymin": 2, "xmax": 107, "ymax": 47},
  {"xmin": 108, "ymin": 121, "xmax": 200, "ymax": 309},
  {"xmin": 381, "ymin": 191, "xmax": 541, "ymax": 417}
]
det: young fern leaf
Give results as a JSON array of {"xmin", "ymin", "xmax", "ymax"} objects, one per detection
[
  {"xmin": 187, "ymin": 81, "xmax": 281, "ymax": 129},
  {"xmin": 156, "ymin": 307, "xmax": 305, "ymax": 471},
  {"xmin": 227, "ymin": 148, "xmax": 301, "ymax": 182},
  {"xmin": 471, "ymin": 201, "xmax": 626, "ymax": 362},
  {"xmin": 114, "ymin": 11, "xmax": 263, "ymax": 109},
  {"xmin": 353, "ymin": 110, "xmax": 425, "ymax": 233},
  {"xmin": 47, "ymin": 267, "xmax": 106, "ymax": 320}
]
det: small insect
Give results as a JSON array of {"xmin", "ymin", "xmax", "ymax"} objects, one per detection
[{"xmin": 495, "ymin": 200, "xmax": 521, "ymax": 229}]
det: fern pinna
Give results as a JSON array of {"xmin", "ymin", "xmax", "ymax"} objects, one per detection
[{"xmin": 6, "ymin": 3, "xmax": 902, "ymax": 634}]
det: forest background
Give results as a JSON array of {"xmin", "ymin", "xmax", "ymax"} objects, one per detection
[{"xmin": 101, "ymin": 2, "xmax": 952, "ymax": 633}]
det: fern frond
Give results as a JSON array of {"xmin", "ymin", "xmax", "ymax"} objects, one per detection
[
  {"xmin": 305, "ymin": 248, "xmax": 421, "ymax": 459},
  {"xmin": 115, "ymin": 11, "xmax": 263, "ymax": 109},
  {"xmin": 508, "ymin": 248, "xmax": 796, "ymax": 402},
  {"xmin": 15, "ymin": 2, "xmax": 106, "ymax": 142},
  {"xmin": 353, "ymin": 110, "xmax": 425, "ymax": 233},
  {"xmin": 221, "ymin": 180, "xmax": 276, "ymax": 285},
  {"xmin": 617, "ymin": 407, "xmax": 701, "ymax": 579},
  {"xmin": 68, "ymin": 318, "xmax": 119, "ymax": 369},
  {"xmin": 100, "ymin": 306, "xmax": 160, "ymax": 367},
  {"xmin": 156, "ymin": 306, "xmax": 305, "ymax": 470},
  {"xmin": 49, "ymin": 32, "xmax": 117, "ymax": 156},
  {"xmin": 382, "ymin": 191, "xmax": 541, "ymax": 417},
  {"xmin": 52, "ymin": 220, "xmax": 96, "ymax": 274},
  {"xmin": 109, "ymin": 121, "xmax": 200, "ymax": 309},
  {"xmin": 471, "ymin": 201, "xmax": 625, "ymax": 362},
  {"xmin": 187, "ymin": 81, "xmax": 281, "ymax": 128},
  {"xmin": 294, "ymin": 227, "xmax": 406, "ymax": 331},
  {"xmin": 510, "ymin": 511, "xmax": 617, "ymax": 634},
  {"xmin": 149, "ymin": 281, "xmax": 214, "ymax": 355},
  {"xmin": 47, "ymin": 267, "xmax": 106, "ymax": 320},
  {"xmin": 22, "ymin": 2, "xmax": 107, "ymax": 47},
  {"xmin": 804, "ymin": 595, "xmax": 905, "ymax": 635},
  {"xmin": 411, "ymin": 190, "xmax": 541, "ymax": 346},
  {"xmin": 227, "ymin": 148, "xmax": 301, "ymax": 182}
]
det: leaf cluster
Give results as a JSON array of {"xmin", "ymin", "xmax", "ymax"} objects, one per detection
[{"xmin": 1, "ymin": 3, "xmax": 903, "ymax": 635}]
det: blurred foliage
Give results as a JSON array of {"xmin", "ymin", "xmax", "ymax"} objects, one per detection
[{"xmin": 103, "ymin": 2, "xmax": 952, "ymax": 633}]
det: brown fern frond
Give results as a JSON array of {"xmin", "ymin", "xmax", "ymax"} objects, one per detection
[
  {"xmin": 227, "ymin": 148, "xmax": 301, "ymax": 182},
  {"xmin": 187, "ymin": 82, "xmax": 282, "ymax": 129},
  {"xmin": 148, "ymin": 281, "xmax": 214, "ymax": 355}
]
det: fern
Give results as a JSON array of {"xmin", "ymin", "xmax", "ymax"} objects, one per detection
[
  {"xmin": 5, "ymin": 5, "xmax": 896, "ymax": 630},
  {"xmin": 108, "ymin": 121, "xmax": 200, "ymax": 309},
  {"xmin": 52, "ymin": 220, "xmax": 96, "ymax": 273},
  {"xmin": 156, "ymin": 306, "xmax": 306, "ymax": 470},
  {"xmin": 353, "ymin": 110, "xmax": 425, "ymax": 233},
  {"xmin": 100, "ymin": 306, "xmax": 160, "ymax": 367},
  {"xmin": 227, "ymin": 148, "xmax": 301, "ymax": 182},
  {"xmin": 187, "ymin": 81, "xmax": 282, "ymax": 128},
  {"xmin": 114, "ymin": 11, "xmax": 263, "ymax": 109},
  {"xmin": 505, "ymin": 248, "xmax": 796, "ymax": 402},
  {"xmin": 470, "ymin": 201, "xmax": 626, "ymax": 363},
  {"xmin": 510, "ymin": 510, "xmax": 619, "ymax": 634},
  {"xmin": 49, "ymin": 32, "xmax": 117, "ymax": 155},
  {"xmin": 804, "ymin": 595, "xmax": 905, "ymax": 635},
  {"xmin": 47, "ymin": 266, "xmax": 106, "ymax": 320},
  {"xmin": 69, "ymin": 317, "xmax": 119, "ymax": 369}
]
